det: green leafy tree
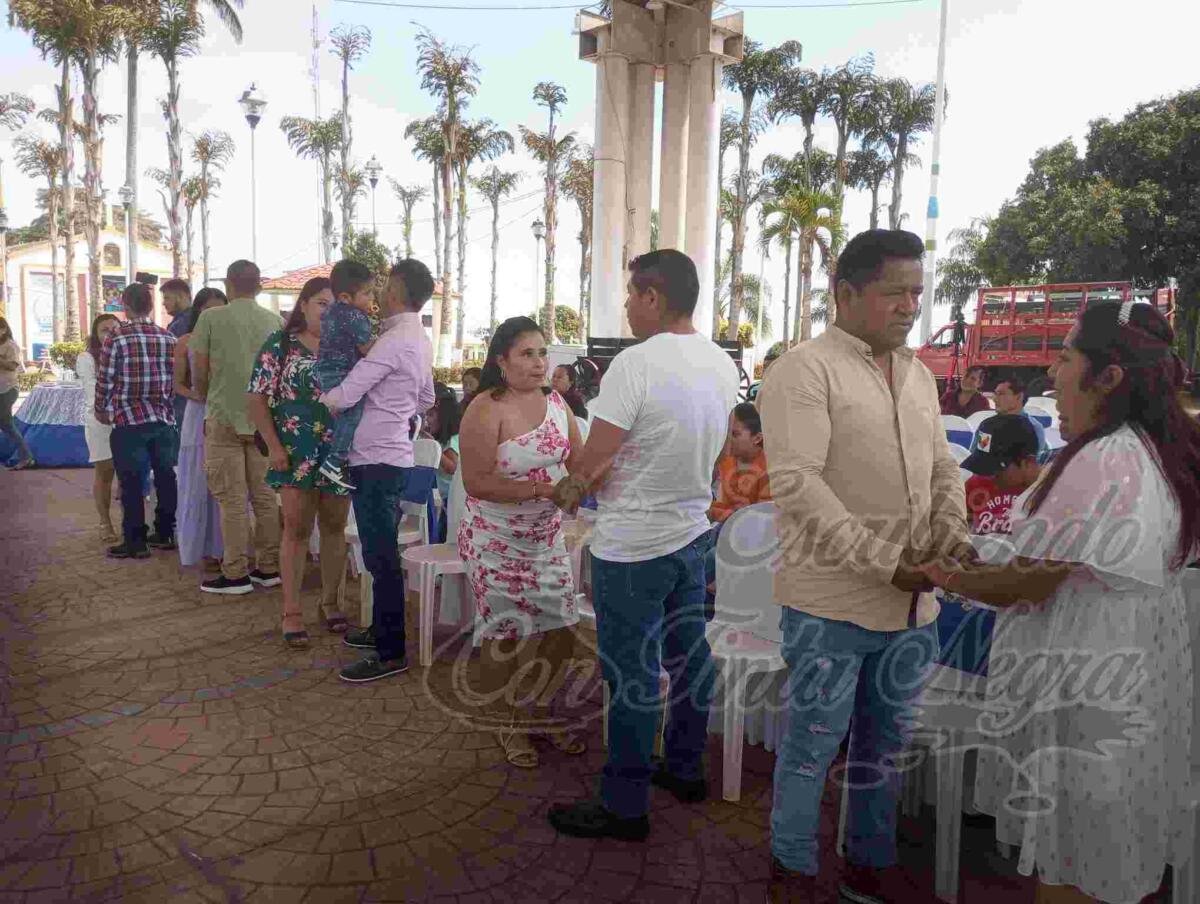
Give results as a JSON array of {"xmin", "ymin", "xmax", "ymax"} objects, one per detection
[
  {"xmin": 13, "ymin": 137, "xmax": 63, "ymax": 336},
  {"xmin": 341, "ymin": 229, "xmax": 392, "ymax": 282},
  {"xmin": 937, "ymin": 220, "xmax": 989, "ymax": 308},
  {"xmin": 761, "ymin": 187, "xmax": 840, "ymax": 343},
  {"xmin": 874, "ymin": 76, "xmax": 937, "ymax": 230},
  {"xmin": 540, "ymin": 305, "xmax": 581, "ymax": 344}
]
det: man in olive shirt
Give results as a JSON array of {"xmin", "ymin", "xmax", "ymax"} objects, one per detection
[
  {"xmin": 758, "ymin": 230, "xmax": 970, "ymax": 904},
  {"xmin": 191, "ymin": 260, "xmax": 283, "ymax": 595}
]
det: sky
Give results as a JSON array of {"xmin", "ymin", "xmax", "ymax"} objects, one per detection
[{"xmin": 1, "ymin": 0, "xmax": 1198, "ymax": 348}]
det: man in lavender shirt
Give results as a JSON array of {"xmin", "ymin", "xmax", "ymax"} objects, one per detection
[{"xmin": 320, "ymin": 259, "xmax": 436, "ymax": 682}]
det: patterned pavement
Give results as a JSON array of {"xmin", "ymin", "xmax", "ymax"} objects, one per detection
[{"xmin": 0, "ymin": 469, "xmax": 1171, "ymax": 902}]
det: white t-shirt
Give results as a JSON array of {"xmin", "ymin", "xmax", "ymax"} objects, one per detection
[{"xmin": 589, "ymin": 331, "xmax": 740, "ymax": 563}]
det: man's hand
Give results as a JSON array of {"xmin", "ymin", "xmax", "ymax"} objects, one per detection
[
  {"xmin": 551, "ymin": 475, "xmax": 587, "ymax": 514},
  {"xmin": 94, "ymin": 407, "xmax": 111, "ymax": 426},
  {"xmin": 267, "ymin": 443, "xmax": 289, "ymax": 473},
  {"xmin": 891, "ymin": 561, "xmax": 933, "ymax": 594},
  {"xmin": 945, "ymin": 541, "xmax": 980, "ymax": 566}
]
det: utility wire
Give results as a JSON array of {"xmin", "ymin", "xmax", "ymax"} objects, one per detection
[{"xmin": 338, "ymin": 0, "xmax": 922, "ymax": 10}]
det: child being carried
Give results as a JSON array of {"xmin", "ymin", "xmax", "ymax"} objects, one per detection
[{"xmin": 315, "ymin": 260, "xmax": 377, "ymax": 490}]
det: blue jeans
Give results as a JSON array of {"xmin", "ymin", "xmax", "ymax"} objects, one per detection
[
  {"xmin": 110, "ymin": 422, "xmax": 178, "ymax": 548},
  {"xmin": 350, "ymin": 464, "xmax": 410, "ymax": 662},
  {"xmin": 592, "ymin": 532, "xmax": 714, "ymax": 819},
  {"xmin": 770, "ymin": 608, "xmax": 938, "ymax": 874},
  {"xmin": 324, "ymin": 398, "xmax": 364, "ymax": 471}
]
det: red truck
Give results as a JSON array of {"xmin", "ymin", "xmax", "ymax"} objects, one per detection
[{"xmin": 915, "ymin": 281, "xmax": 1177, "ymax": 395}]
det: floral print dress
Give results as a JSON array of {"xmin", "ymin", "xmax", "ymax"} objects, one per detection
[
  {"xmin": 246, "ymin": 330, "xmax": 347, "ymax": 495},
  {"xmin": 458, "ymin": 391, "xmax": 579, "ymax": 642}
]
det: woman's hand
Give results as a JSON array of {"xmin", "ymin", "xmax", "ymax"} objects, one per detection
[
  {"xmin": 267, "ymin": 443, "xmax": 289, "ymax": 472},
  {"xmin": 918, "ymin": 559, "xmax": 959, "ymax": 589}
]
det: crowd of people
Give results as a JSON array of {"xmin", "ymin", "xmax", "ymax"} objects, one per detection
[{"xmin": 12, "ymin": 224, "xmax": 1197, "ymax": 904}]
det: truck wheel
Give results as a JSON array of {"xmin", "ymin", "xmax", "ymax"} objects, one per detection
[{"xmin": 1026, "ymin": 376, "xmax": 1051, "ymax": 397}]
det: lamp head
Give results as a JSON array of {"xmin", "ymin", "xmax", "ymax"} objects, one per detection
[
  {"xmin": 365, "ymin": 154, "xmax": 382, "ymax": 188},
  {"xmin": 532, "ymin": 218, "xmax": 545, "ymax": 241},
  {"xmin": 238, "ymin": 83, "xmax": 267, "ymax": 129}
]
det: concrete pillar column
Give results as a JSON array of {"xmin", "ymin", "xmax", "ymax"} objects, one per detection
[
  {"xmin": 683, "ymin": 53, "xmax": 723, "ymax": 338},
  {"xmin": 658, "ymin": 61, "xmax": 690, "ymax": 251},
  {"xmin": 589, "ymin": 35, "xmax": 631, "ymax": 339},
  {"xmin": 627, "ymin": 62, "xmax": 656, "ymax": 264}
]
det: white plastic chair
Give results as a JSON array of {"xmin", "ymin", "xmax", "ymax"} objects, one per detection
[
  {"xmin": 400, "ymin": 468, "xmax": 468, "ymax": 667},
  {"xmin": 959, "ymin": 467, "xmax": 973, "ymax": 484},
  {"xmin": 947, "ymin": 443, "xmax": 971, "ymax": 465},
  {"xmin": 1023, "ymin": 396, "xmax": 1057, "ymax": 416},
  {"xmin": 966, "ymin": 410, "xmax": 993, "ymax": 432},
  {"xmin": 575, "ymin": 416, "xmax": 589, "ymax": 442},
  {"xmin": 1043, "ymin": 425, "xmax": 1065, "ymax": 452},
  {"xmin": 397, "ymin": 437, "xmax": 446, "ymax": 548},
  {"xmin": 940, "ymin": 414, "xmax": 974, "ymax": 450},
  {"xmin": 707, "ymin": 503, "xmax": 788, "ymax": 801}
]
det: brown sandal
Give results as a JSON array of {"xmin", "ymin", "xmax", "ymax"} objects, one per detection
[
  {"xmin": 497, "ymin": 727, "xmax": 539, "ymax": 769},
  {"xmin": 540, "ymin": 727, "xmax": 586, "ymax": 756},
  {"xmin": 282, "ymin": 614, "xmax": 309, "ymax": 650}
]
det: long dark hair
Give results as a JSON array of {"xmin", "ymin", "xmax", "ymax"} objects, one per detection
[
  {"xmin": 478, "ymin": 316, "xmax": 545, "ymax": 399},
  {"xmin": 284, "ymin": 277, "xmax": 332, "ymax": 335},
  {"xmin": 87, "ymin": 313, "xmax": 121, "ymax": 357},
  {"xmin": 0, "ymin": 316, "xmax": 11, "ymax": 343},
  {"xmin": 426, "ymin": 381, "xmax": 462, "ymax": 444},
  {"xmin": 186, "ymin": 287, "xmax": 228, "ymax": 334},
  {"xmin": 1026, "ymin": 300, "xmax": 1200, "ymax": 567},
  {"xmin": 553, "ymin": 363, "xmax": 589, "ymax": 418}
]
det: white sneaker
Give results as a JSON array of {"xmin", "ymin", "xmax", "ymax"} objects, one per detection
[{"xmin": 318, "ymin": 462, "xmax": 356, "ymax": 490}]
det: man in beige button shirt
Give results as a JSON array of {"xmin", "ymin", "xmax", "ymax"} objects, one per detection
[{"xmin": 758, "ymin": 230, "xmax": 970, "ymax": 903}]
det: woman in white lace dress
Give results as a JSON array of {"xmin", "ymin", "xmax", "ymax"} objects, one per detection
[
  {"xmin": 922, "ymin": 300, "xmax": 1200, "ymax": 903},
  {"xmin": 458, "ymin": 316, "xmax": 584, "ymax": 769},
  {"xmin": 75, "ymin": 314, "xmax": 121, "ymax": 541}
]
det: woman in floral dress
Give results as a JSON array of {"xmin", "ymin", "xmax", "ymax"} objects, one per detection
[
  {"xmin": 921, "ymin": 301, "xmax": 1200, "ymax": 903},
  {"xmin": 247, "ymin": 277, "xmax": 351, "ymax": 648},
  {"xmin": 458, "ymin": 316, "xmax": 585, "ymax": 768}
]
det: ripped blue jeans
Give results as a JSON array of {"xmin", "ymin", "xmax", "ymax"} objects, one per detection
[{"xmin": 770, "ymin": 607, "xmax": 938, "ymax": 874}]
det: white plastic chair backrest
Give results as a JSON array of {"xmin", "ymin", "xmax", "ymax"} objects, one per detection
[
  {"xmin": 966, "ymin": 410, "xmax": 993, "ymax": 432},
  {"xmin": 713, "ymin": 502, "xmax": 782, "ymax": 643},
  {"xmin": 413, "ymin": 437, "xmax": 442, "ymax": 468},
  {"xmin": 446, "ymin": 467, "xmax": 467, "ymax": 545},
  {"xmin": 1184, "ymin": 567, "xmax": 1200, "ymax": 768},
  {"xmin": 959, "ymin": 467, "xmax": 973, "ymax": 485},
  {"xmin": 1024, "ymin": 396, "xmax": 1058, "ymax": 416},
  {"xmin": 575, "ymin": 416, "xmax": 589, "ymax": 442},
  {"xmin": 940, "ymin": 414, "xmax": 972, "ymax": 434},
  {"xmin": 948, "ymin": 443, "xmax": 971, "ymax": 464},
  {"xmin": 1043, "ymin": 426, "xmax": 1065, "ymax": 450}
]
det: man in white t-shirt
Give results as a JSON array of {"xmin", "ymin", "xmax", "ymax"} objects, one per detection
[{"xmin": 547, "ymin": 249, "xmax": 739, "ymax": 842}]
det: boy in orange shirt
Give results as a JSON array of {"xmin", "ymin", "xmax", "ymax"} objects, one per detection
[{"xmin": 704, "ymin": 403, "xmax": 771, "ymax": 617}]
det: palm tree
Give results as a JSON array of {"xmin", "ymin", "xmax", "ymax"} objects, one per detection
[
  {"xmin": 715, "ymin": 252, "xmax": 771, "ymax": 341},
  {"xmin": 524, "ymin": 81, "xmax": 570, "ymax": 342},
  {"xmin": 452, "ymin": 119, "xmax": 513, "ymax": 348},
  {"xmin": 722, "ymin": 39, "xmax": 801, "ymax": 340},
  {"xmin": 937, "ymin": 220, "xmax": 988, "ymax": 308},
  {"xmin": 761, "ymin": 187, "xmax": 840, "ymax": 343},
  {"xmin": 471, "ymin": 166, "xmax": 522, "ymax": 334},
  {"xmin": 329, "ymin": 24, "xmax": 372, "ymax": 244},
  {"xmin": 404, "ymin": 116, "xmax": 447, "ymax": 280},
  {"xmin": 145, "ymin": 0, "xmax": 243, "ymax": 278},
  {"xmin": 876, "ymin": 77, "xmax": 937, "ymax": 229},
  {"xmin": 768, "ymin": 67, "xmax": 827, "ymax": 169},
  {"xmin": 13, "ymin": 137, "xmax": 62, "ymax": 338},
  {"xmin": 335, "ymin": 166, "xmax": 368, "ymax": 238},
  {"xmin": 181, "ymin": 175, "xmax": 204, "ymax": 286},
  {"xmin": 415, "ymin": 28, "xmax": 480, "ymax": 367},
  {"xmin": 820, "ymin": 57, "xmax": 876, "ymax": 217},
  {"xmin": 280, "ymin": 115, "xmax": 343, "ymax": 263},
  {"xmin": 847, "ymin": 146, "xmax": 891, "ymax": 231},
  {"xmin": 559, "ymin": 150, "xmax": 593, "ymax": 338},
  {"xmin": 190, "ymin": 130, "xmax": 234, "ymax": 287},
  {"xmin": 712, "ymin": 109, "xmax": 740, "ymax": 335},
  {"xmin": 388, "ymin": 180, "xmax": 427, "ymax": 260},
  {"xmin": 0, "ymin": 93, "xmax": 34, "ymax": 312}
]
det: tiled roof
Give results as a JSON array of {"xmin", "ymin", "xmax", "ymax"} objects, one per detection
[{"xmin": 261, "ymin": 262, "xmax": 457, "ymax": 297}]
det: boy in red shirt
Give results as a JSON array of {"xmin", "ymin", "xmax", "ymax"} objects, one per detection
[{"xmin": 961, "ymin": 414, "xmax": 1042, "ymax": 534}]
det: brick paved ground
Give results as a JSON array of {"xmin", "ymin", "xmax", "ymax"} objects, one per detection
[{"xmin": 0, "ymin": 469, "xmax": 1172, "ymax": 903}]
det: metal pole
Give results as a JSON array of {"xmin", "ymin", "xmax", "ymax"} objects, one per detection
[
  {"xmin": 0, "ymin": 158, "xmax": 7, "ymax": 315},
  {"xmin": 533, "ymin": 238, "xmax": 541, "ymax": 320},
  {"xmin": 250, "ymin": 126, "xmax": 258, "ymax": 262},
  {"xmin": 372, "ymin": 185, "xmax": 377, "ymax": 235},
  {"xmin": 920, "ymin": 0, "xmax": 949, "ymax": 343}
]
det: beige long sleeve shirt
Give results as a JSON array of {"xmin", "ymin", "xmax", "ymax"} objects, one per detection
[{"xmin": 757, "ymin": 325, "xmax": 968, "ymax": 631}]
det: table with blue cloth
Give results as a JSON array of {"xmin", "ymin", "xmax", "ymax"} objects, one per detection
[
  {"xmin": 0, "ymin": 382, "xmax": 91, "ymax": 467},
  {"xmin": 933, "ymin": 589, "xmax": 997, "ymax": 676}
]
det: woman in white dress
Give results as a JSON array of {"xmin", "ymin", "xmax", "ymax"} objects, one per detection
[
  {"xmin": 922, "ymin": 300, "xmax": 1200, "ymax": 903},
  {"xmin": 76, "ymin": 313, "xmax": 121, "ymax": 541},
  {"xmin": 458, "ymin": 316, "xmax": 585, "ymax": 768}
]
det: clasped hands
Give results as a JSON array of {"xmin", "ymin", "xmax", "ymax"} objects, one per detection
[
  {"xmin": 891, "ymin": 541, "xmax": 978, "ymax": 594},
  {"xmin": 542, "ymin": 474, "xmax": 589, "ymax": 514}
]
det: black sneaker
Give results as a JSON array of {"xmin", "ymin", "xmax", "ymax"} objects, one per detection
[
  {"xmin": 650, "ymin": 761, "xmax": 708, "ymax": 803},
  {"xmin": 547, "ymin": 801, "xmax": 649, "ymax": 841},
  {"xmin": 768, "ymin": 857, "xmax": 819, "ymax": 903},
  {"xmin": 249, "ymin": 569, "xmax": 282, "ymax": 588},
  {"xmin": 146, "ymin": 532, "xmax": 177, "ymax": 551},
  {"xmin": 107, "ymin": 542, "xmax": 151, "ymax": 559},
  {"xmin": 339, "ymin": 655, "xmax": 409, "ymax": 683},
  {"xmin": 200, "ymin": 575, "xmax": 254, "ymax": 595},
  {"xmin": 342, "ymin": 626, "xmax": 376, "ymax": 649}
]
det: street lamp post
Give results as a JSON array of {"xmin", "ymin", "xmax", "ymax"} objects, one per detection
[
  {"xmin": 117, "ymin": 184, "xmax": 134, "ymax": 286},
  {"xmin": 365, "ymin": 155, "xmax": 382, "ymax": 236},
  {"xmin": 238, "ymin": 83, "xmax": 267, "ymax": 262},
  {"xmin": 0, "ymin": 163, "xmax": 8, "ymax": 316},
  {"xmin": 532, "ymin": 217, "xmax": 545, "ymax": 326}
]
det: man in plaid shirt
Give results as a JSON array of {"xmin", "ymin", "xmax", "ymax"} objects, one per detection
[{"xmin": 95, "ymin": 282, "xmax": 179, "ymax": 559}]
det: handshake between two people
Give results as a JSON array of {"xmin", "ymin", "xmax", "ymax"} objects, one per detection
[
  {"xmin": 527, "ymin": 474, "xmax": 590, "ymax": 514},
  {"xmin": 890, "ymin": 541, "xmax": 979, "ymax": 594}
]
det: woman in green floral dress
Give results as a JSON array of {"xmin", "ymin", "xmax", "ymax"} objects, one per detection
[{"xmin": 247, "ymin": 277, "xmax": 351, "ymax": 648}]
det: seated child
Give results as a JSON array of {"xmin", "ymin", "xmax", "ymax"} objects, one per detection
[
  {"xmin": 936, "ymin": 414, "xmax": 1042, "ymax": 675},
  {"xmin": 704, "ymin": 402, "xmax": 772, "ymax": 618},
  {"xmin": 316, "ymin": 260, "xmax": 376, "ymax": 490}
]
